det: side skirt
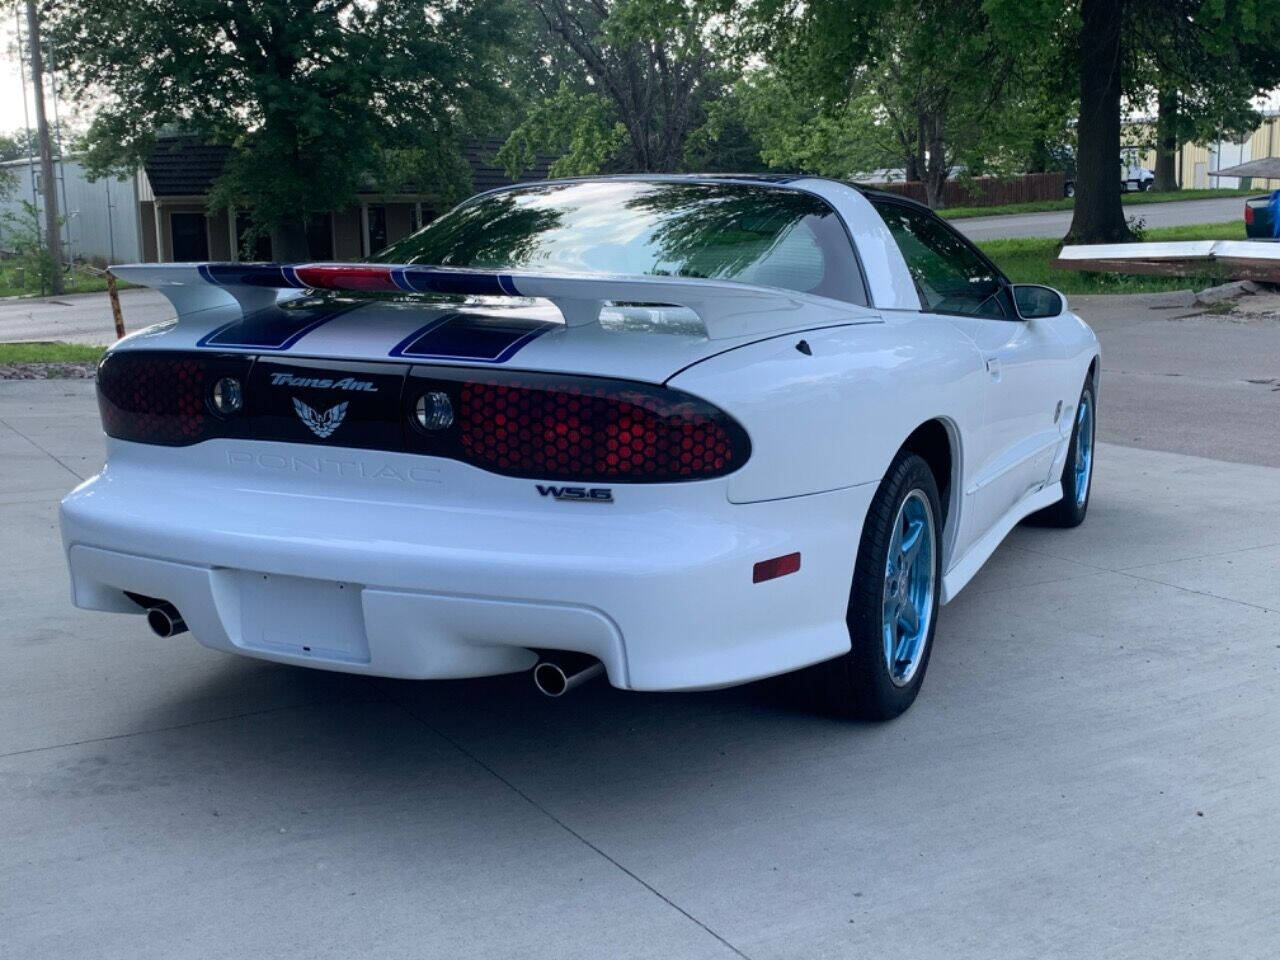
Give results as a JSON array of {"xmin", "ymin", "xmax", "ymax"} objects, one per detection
[{"xmin": 940, "ymin": 483, "xmax": 1063, "ymax": 603}]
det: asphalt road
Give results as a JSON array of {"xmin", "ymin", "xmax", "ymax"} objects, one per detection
[
  {"xmin": 1079, "ymin": 290, "xmax": 1280, "ymax": 467},
  {"xmin": 3, "ymin": 287, "xmax": 1280, "ymax": 957},
  {"xmin": 954, "ymin": 195, "xmax": 1247, "ymax": 241}
]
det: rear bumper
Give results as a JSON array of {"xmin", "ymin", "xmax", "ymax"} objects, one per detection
[{"xmin": 61, "ymin": 439, "xmax": 874, "ymax": 691}]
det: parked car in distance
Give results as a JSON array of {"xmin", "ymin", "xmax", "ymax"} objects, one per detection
[
  {"xmin": 1244, "ymin": 193, "xmax": 1277, "ymax": 238},
  {"xmin": 1063, "ymin": 163, "xmax": 1155, "ymax": 197},
  {"xmin": 61, "ymin": 175, "xmax": 1100, "ymax": 721}
]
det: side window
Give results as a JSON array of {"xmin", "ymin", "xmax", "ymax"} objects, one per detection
[{"xmin": 873, "ymin": 201, "xmax": 1008, "ymax": 318}]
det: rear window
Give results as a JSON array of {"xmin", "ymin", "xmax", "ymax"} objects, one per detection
[{"xmin": 374, "ymin": 180, "xmax": 866, "ymax": 304}]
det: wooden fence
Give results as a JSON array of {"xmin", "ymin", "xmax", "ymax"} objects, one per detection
[{"xmin": 867, "ymin": 172, "xmax": 1067, "ymax": 208}]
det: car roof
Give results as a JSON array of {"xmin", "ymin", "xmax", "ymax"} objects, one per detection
[{"xmin": 470, "ymin": 172, "xmax": 937, "ymax": 214}]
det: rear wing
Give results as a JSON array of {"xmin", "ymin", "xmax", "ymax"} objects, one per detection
[{"xmin": 110, "ymin": 262, "xmax": 874, "ymax": 341}]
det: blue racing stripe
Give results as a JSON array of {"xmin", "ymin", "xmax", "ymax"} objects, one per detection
[
  {"xmin": 398, "ymin": 267, "xmax": 510, "ymax": 297},
  {"xmin": 389, "ymin": 313, "xmax": 554, "ymax": 363},
  {"xmin": 196, "ymin": 301, "xmax": 364, "ymax": 351},
  {"xmin": 198, "ymin": 263, "xmax": 306, "ymax": 289}
]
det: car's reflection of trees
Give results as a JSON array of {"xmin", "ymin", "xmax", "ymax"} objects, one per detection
[
  {"xmin": 624, "ymin": 184, "xmax": 827, "ymax": 279},
  {"xmin": 375, "ymin": 182, "xmax": 841, "ymax": 290},
  {"xmin": 375, "ymin": 190, "xmax": 566, "ymax": 267}
]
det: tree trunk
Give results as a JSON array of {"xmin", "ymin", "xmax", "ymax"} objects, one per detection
[
  {"xmin": 1154, "ymin": 87, "xmax": 1180, "ymax": 192},
  {"xmin": 25, "ymin": 0, "xmax": 63, "ymax": 294},
  {"xmin": 1066, "ymin": 0, "xmax": 1132, "ymax": 244},
  {"xmin": 271, "ymin": 220, "xmax": 311, "ymax": 262},
  {"xmin": 922, "ymin": 114, "xmax": 948, "ymax": 208}
]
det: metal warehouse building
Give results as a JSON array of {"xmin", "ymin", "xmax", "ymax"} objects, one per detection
[{"xmin": 0, "ymin": 156, "xmax": 143, "ymax": 264}]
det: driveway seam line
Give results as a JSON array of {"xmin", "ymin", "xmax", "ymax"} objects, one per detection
[
  {"xmin": 0, "ymin": 701, "xmax": 325, "ymax": 760},
  {"xmin": 390, "ymin": 697, "xmax": 754, "ymax": 960},
  {"xmin": 1115, "ymin": 569, "xmax": 1279, "ymax": 614},
  {"xmin": 0, "ymin": 414, "xmax": 87, "ymax": 481},
  {"xmin": 999, "ymin": 543, "xmax": 1279, "ymax": 612}
]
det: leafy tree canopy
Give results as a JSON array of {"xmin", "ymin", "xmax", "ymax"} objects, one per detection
[
  {"xmin": 48, "ymin": 0, "xmax": 515, "ymax": 257},
  {"xmin": 501, "ymin": 0, "xmax": 742, "ymax": 176}
]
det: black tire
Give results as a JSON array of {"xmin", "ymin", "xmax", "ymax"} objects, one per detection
[
  {"xmin": 1031, "ymin": 379, "xmax": 1096, "ymax": 528},
  {"xmin": 799, "ymin": 451, "xmax": 943, "ymax": 720}
]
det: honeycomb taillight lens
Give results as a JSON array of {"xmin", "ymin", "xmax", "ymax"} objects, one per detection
[
  {"xmin": 408, "ymin": 371, "xmax": 750, "ymax": 482},
  {"xmin": 95, "ymin": 349, "xmax": 752, "ymax": 483},
  {"xmin": 96, "ymin": 351, "xmax": 251, "ymax": 446}
]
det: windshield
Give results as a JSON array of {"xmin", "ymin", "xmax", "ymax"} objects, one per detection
[{"xmin": 373, "ymin": 180, "xmax": 866, "ymax": 304}]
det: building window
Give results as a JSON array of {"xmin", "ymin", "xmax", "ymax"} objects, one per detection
[{"xmin": 306, "ymin": 213, "xmax": 334, "ymax": 260}]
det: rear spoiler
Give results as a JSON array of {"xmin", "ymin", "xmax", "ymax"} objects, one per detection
[{"xmin": 109, "ymin": 262, "xmax": 874, "ymax": 341}]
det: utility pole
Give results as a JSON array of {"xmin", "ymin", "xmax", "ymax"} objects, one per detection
[{"xmin": 25, "ymin": 0, "xmax": 64, "ymax": 294}]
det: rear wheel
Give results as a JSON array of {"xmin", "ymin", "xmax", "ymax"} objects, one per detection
[{"xmin": 802, "ymin": 451, "xmax": 943, "ymax": 720}]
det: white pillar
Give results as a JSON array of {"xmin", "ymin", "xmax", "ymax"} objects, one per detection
[{"xmin": 228, "ymin": 206, "xmax": 239, "ymax": 261}]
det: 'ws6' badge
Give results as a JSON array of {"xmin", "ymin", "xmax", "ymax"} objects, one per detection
[{"xmin": 536, "ymin": 485, "xmax": 613, "ymax": 503}]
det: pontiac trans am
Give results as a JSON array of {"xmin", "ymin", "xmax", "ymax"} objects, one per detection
[{"xmin": 60, "ymin": 176, "xmax": 1099, "ymax": 719}]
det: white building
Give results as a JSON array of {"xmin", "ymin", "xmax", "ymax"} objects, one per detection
[{"xmin": 0, "ymin": 156, "xmax": 143, "ymax": 263}]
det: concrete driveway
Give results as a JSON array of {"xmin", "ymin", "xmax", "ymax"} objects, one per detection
[
  {"xmin": 955, "ymin": 195, "xmax": 1246, "ymax": 241},
  {"xmin": 3, "ymin": 297, "xmax": 1280, "ymax": 957}
]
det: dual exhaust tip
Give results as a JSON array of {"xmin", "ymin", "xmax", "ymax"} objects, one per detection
[
  {"xmin": 145, "ymin": 602, "xmax": 187, "ymax": 639},
  {"xmin": 139, "ymin": 598, "xmax": 599, "ymax": 698},
  {"xmin": 532, "ymin": 656, "xmax": 604, "ymax": 698}
]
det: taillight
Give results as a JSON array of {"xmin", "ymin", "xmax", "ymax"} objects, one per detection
[
  {"xmin": 95, "ymin": 350, "xmax": 751, "ymax": 482},
  {"xmin": 1245, "ymin": 203, "xmax": 1256, "ymax": 225},
  {"xmin": 97, "ymin": 351, "xmax": 251, "ymax": 445},
  {"xmin": 406, "ymin": 369, "xmax": 750, "ymax": 482}
]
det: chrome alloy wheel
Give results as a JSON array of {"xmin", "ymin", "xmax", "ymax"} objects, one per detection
[
  {"xmin": 882, "ymin": 489, "xmax": 936, "ymax": 688},
  {"xmin": 1074, "ymin": 390, "xmax": 1095, "ymax": 507}
]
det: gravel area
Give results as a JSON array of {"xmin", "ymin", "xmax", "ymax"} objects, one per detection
[{"xmin": 0, "ymin": 362, "xmax": 97, "ymax": 380}]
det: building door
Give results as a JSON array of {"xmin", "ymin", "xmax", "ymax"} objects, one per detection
[
  {"xmin": 367, "ymin": 205, "xmax": 387, "ymax": 255},
  {"xmin": 170, "ymin": 212, "xmax": 209, "ymax": 262},
  {"xmin": 306, "ymin": 213, "xmax": 334, "ymax": 260}
]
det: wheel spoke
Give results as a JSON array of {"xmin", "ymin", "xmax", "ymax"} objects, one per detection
[
  {"xmin": 878, "ymin": 487, "xmax": 937, "ymax": 687},
  {"xmin": 898, "ymin": 598, "xmax": 920, "ymax": 635},
  {"xmin": 900, "ymin": 518, "xmax": 924, "ymax": 565}
]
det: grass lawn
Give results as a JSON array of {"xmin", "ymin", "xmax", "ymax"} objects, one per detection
[
  {"xmin": 0, "ymin": 342, "xmax": 106, "ymax": 364},
  {"xmin": 977, "ymin": 220, "xmax": 1247, "ymax": 295},
  {"xmin": 940, "ymin": 187, "xmax": 1255, "ymax": 221}
]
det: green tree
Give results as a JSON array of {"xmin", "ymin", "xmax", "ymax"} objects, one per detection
[
  {"xmin": 986, "ymin": 0, "xmax": 1280, "ymax": 243},
  {"xmin": 0, "ymin": 130, "xmax": 38, "ymax": 163},
  {"xmin": 502, "ymin": 0, "xmax": 735, "ymax": 175},
  {"xmin": 48, "ymin": 0, "xmax": 513, "ymax": 259},
  {"xmin": 744, "ymin": 0, "xmax": 1031, "ymax": 207}
]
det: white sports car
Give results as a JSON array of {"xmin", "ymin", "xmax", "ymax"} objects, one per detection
[{"xmin": 61, "ymin": 176, "xmax": 1099, "ymax": 719}]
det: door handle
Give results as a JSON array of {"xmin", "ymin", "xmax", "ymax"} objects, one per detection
[{"xmin": 985, "ymin": 356, "xmax": 1002, "ymax": 379}]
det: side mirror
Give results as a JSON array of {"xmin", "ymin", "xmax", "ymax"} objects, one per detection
[{"xmin": 1012, "ymin": 284, "xmax": 1066, "ymax": 320}]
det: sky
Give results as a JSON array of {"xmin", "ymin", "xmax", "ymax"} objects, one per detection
[{"xmin": 0, "ymin": 16, "xmax": 86, "ymax": 145}]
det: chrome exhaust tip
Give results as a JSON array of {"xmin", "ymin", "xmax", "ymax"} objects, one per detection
[
  {"xmin": 533, "ymin": 658, "xmax": 604, "ymax": 698},
  {"xmin": 145, "ymin": 603, "xmax": 187, "ymax": 638}
]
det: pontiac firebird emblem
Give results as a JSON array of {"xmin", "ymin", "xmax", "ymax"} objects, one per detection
[{"xmin": 292, "ymin": 397, "xmax": 348, "ymax": 439}]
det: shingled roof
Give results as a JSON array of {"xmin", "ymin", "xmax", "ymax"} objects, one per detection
[
  {"xmin": 144, "ymin": 135, "xmax": 554, "ymax": 198},
  {"xmin": 144, "ymin": 137, "xmax": 234, "ymax": 196}
]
